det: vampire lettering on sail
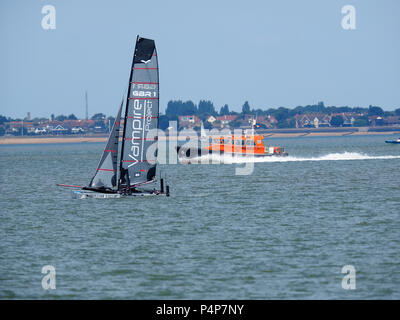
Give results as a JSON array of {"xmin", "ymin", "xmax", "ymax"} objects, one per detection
[
  {"xmin": 89, "ymin": 100, "xmax": 123, "ymax": 190},
  {"xmin": 120, "ymin": 37, "xmax": 159, "ymax": 188}
]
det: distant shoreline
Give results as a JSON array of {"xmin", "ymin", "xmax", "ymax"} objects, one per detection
[
  {"xmin": 0, "ymin": 135, "xmax": 109, "ymax": 145},
  {"xmin": 1, "ymin": 129, "xmax": 400, "ymax": 145}
]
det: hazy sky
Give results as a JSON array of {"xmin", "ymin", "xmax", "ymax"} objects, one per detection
[{"xmin": 0, "ymin": 0, "xmax": 399, "ymax": 119}]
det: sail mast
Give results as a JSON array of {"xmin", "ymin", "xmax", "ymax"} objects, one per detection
[
  {"xmin": 118, "ymin": 35, "xmax": 139, "ymax": 190},
  {"xmin": 85, "ymin": 90, "xmax": 88, "ymax": 120}
]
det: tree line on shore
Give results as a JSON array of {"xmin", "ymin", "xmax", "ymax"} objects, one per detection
[
  {"xmin": 2, "ymin": 100, "xmax": 400, "ymax": 133},
  {"xmin": 159, "ymin": 100, "xmax": 400, "ymax": 130}
]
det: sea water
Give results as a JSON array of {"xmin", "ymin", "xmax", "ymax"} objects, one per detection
[{"xmin": 0, "ymin": 134, "xmax": 399, "ymax": 299}]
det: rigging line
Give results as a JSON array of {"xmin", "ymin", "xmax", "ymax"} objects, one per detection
[
  {"xmin": 57, "ymin": 184, "xmax": 83, "ymax": 188},
  {"xmin": 116, "ymin": 93, "xmax": 125, "ymax": 190},
  {"xmin": 141, "ymin": 100, "xmax": 146, "ymax": 162}
]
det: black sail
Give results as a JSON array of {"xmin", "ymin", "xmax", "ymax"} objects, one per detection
[
  {"xmin": 89, "ymin": 100, "xmax": 123, "ymax": 190},
  {"xmin": 119, "ymin": 36, "xmax": 159, "ymax": 189}
]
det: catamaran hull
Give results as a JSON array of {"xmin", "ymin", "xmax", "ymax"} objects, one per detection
[
  {"xmin": 72, "ymin": 190, "xmax": 166, "ymax": 199},
  {"xmin": 72, "ymin": 190, "xmax": 122, "ymax": 199},
  {"xmin": 176, "ymin": 146, "xmax": 288, "ymax": 159}
]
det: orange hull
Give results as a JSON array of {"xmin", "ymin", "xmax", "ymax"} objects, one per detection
[
  {"xmin": 206, "ymin": 135, "xmax": 285, "ymax": 156},
  {"xmin": 176, "ymin": 134, "xmax": 287, "ymax": 159}
]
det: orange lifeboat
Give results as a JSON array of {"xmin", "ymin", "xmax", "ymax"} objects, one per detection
[
  {"xmin": 176, "ymin": 134, "xmax": 288, "ymax": 158},
  {"xmin": 206, "ymin": 135, "xmax": 287, "ymax": 156}
]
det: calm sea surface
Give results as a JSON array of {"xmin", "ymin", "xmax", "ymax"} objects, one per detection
[{"xmin": 1, "ymin": 134, "xmax": 400, "ymax": 299}]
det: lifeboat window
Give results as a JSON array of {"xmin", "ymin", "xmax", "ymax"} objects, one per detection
[{"xmin": 242, "ymin": 140, "xmax": 245, "ymax": 146}]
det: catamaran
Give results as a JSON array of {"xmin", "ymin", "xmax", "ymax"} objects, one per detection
[{"xmin": 58, "ymin": 36, "xmax": 169, "ymax": 198}]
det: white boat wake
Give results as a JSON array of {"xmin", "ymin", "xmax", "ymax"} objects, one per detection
[{"xmin": 180, "ymin": 152, "xmax": 400, "ymax": 164}]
